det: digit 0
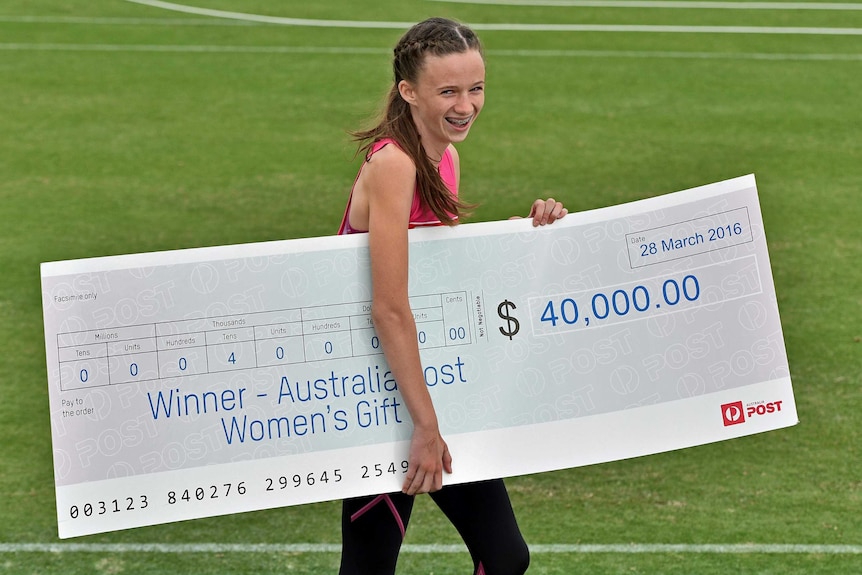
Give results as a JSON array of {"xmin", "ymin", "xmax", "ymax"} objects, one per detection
[{"xmin": 560, "ymin": 298, "xmax": 579, "ymax": 325}]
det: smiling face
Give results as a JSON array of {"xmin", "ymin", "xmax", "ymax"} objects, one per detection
[{"xmin": 398, "ymin": 49, "xmax": 486, "ymax": 159}]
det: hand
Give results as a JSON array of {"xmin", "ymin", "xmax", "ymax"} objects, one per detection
[
  {"xmin": 527, "ymin": 197, "xmax": 568, "ymax": 226},
  {"xmin": 402, "ymin": 425, "xmax": 453, "ymax": 495}
]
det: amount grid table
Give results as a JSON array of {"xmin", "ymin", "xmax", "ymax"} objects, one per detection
[{"xmin": 56, "ymin": 292, "xmax": 474, "ymax": 391}]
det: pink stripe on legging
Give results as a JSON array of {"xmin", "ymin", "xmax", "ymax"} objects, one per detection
[
  {"xmin": 477, "ymin": 562, "xmax": 485, "ymax": 575},
  {"xmin": 349, "ymin": 494, "xmax": 406, "ymax": 539}
]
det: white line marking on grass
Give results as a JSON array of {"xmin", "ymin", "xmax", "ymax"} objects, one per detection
[
  {"xmin": 430, "ymin": 0, "xmax": 862, "ymax": 10},
  {"xmin": 0, "ymin": 43, "xmax": 389, "ymax": 55},
  {"xmin": 0, "ymin": 543, "xmax": 860, "ymax": 554},
  {"xmin": 2, "ymin": 44, "xmax": 861, "ymax": 61},
  {"xmin": 476, "ymin": 24, "xmax": 862, "ymax": 33},
  {"xmin": 122, "ymin": 0, "xmax": 413, "ymax": 28},
  {"xmin": 532, "ymin": 544, "xmax": 862, "ymax": 554},
  {"xmin": 119, "ymin": 0, "xmax": 862, "ymax": 34},
  {"xmin": 491, "ymin": 48, "xmax": 862, "ymax": 59},
  {"xmin": 0, "ymin": 15, "xmax": 259, "ymax": 25}
]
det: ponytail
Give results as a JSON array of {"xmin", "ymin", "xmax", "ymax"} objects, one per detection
[{"xmin": 352, "ymin": 17, "xmax": 482, "ymax": 225}]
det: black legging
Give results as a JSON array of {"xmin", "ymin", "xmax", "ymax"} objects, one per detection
[{"xmin": 339, "ymin": 479, "xmax": 529, "ymax": 575}]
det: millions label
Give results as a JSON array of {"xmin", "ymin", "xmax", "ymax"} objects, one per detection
[{"xmin": 497, "ymin": 299, "xmax": 520, "ymax": 340}]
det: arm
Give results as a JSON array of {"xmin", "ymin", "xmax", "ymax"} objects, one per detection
[{"xmin": 362, "ymin": 146, "xmax": 452, "ymax": 495}]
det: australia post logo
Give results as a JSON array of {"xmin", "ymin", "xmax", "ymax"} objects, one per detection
[
  {"xmin": 721, "ymin": 400, "xmax": 784, "ymax": 426},
  {"xmin": 721, "ymin": 401, "xmax": 746, "ymax": 426}
]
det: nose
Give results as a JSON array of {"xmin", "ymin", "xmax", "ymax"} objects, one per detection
[{"xmin": 453, "ymin": 92, "xmax": 472, "ymax": 115}]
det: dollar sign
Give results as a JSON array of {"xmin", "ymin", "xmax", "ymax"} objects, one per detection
[{"xmin": 497, "ymin": 299, "xmax": 520, "ymax": 340}]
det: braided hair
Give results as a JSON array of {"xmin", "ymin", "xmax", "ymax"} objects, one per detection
[{"xmin": 353, "ymin": 17, "xmax": 483, "ymax": 225}]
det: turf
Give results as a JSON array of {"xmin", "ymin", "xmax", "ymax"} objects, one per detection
[{"xmin": 1, "ymin": 0, "xmax": 860, "ymax": 573}]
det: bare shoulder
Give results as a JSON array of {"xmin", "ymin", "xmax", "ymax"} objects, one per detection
[
  {"xmin": 356, "ymin": 142, "xmax": 416, "ymax": 226},
  {"xmin": 364, "ymin": 142, "xmax": 416, "ymax": 182},
  {"xmin": 354, "ymin": 142, "xmax": 416, "ymax": 202},
  {"xmin": 447, "ymin": 144, "xmax": 460, "ymax": 163},
  {"xmin": 447, "ymin": 144, "xmax": 461, "ymax": 185}
]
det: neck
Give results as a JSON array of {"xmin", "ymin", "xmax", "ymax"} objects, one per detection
[
  {"xmin": 411, "ymin": 111, "xmax": 449, "ymax": 166},
  {"xmin": 422, "ymin": 141, "xmax": 447, "ymax": 167}
]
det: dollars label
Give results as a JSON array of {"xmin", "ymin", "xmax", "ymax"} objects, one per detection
[{"xmin": 497, "ymin": 299, "xmax": 520, "ymax": 340}]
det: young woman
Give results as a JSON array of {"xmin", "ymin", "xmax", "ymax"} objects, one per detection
[{"xmin": 337, "ymin": 17, "xmax": 567, "ymax": 575}]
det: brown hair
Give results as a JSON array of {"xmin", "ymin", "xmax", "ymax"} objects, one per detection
[{"xmin": 353, "ymin": 17, "xmax": 483, "ymax": 225}]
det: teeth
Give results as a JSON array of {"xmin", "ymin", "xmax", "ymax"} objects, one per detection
[{"xmin": 448, "ymin": 117, "xmax": 471, "ymax": 126}]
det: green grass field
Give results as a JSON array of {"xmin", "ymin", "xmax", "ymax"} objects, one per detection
[{"xmin": 1, "ymin": 0, "xmax": 861, "ymax": 573}]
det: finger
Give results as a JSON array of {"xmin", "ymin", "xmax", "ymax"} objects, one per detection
[
  {"xmin": 429, "ymin": 468, "xmax": 442, "ymax": 493},
  {"xmin": 406, "ymin": 463, "xmax": 441, "ymax": 495},
  {"xmin": 535, "ymin": 199, "xmax": 555, "ymax": 226},
  {"xmin": 530, "ymin": 199, "xmax": 545, "ymax": 226},
  {"xmin": 408, "ymin": 468, "xmax": 434, "ymax": 495},
  {"xmin": 544, "ymin": 198, "xmax": 559, "ymax": 224},
  {"xmin": 402, "ymin": 472, "xmax": 415, "ymax": 494},
  {"xmin": 403, "ymin": 467, "xmax": 423, "ymax": 495},
  {"xmin": 539, "ymin": 200, "xmax": 552, "ymax": 225},
  {"xmin": 543, "ymin": 199, "xmax": 568, "ymax": 225},
  {"xmin": 442, "ymin": 445, "xmax": 453, "ymax": 474}
]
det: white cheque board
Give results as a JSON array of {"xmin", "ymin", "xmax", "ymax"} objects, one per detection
[{"xmin": 41, "ymin": 174, "xmax": 796, "ymax": 538}]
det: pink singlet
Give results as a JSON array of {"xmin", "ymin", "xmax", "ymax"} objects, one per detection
[{"xmin": 337, "ymin": 138, "xmax": 457, "ymax": 235}]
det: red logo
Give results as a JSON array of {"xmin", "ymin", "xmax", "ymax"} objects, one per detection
[{"xmin": 721, "ymin": 401, "xmax": 745, "ymax": 426}]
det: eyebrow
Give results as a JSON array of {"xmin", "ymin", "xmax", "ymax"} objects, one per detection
[{"xmin": 436, "ymin": 80, "xmax": 485, "ymax": 90}]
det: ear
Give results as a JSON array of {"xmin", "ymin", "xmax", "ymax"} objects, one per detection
[{"xmin": 398, "ymin": 80, "xmax": 417, "ymax": 105}]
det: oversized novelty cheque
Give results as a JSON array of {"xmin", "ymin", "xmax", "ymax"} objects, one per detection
[{"xmin": 41, "ymin": 174, "xmax": 796, "ymax": 538}]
